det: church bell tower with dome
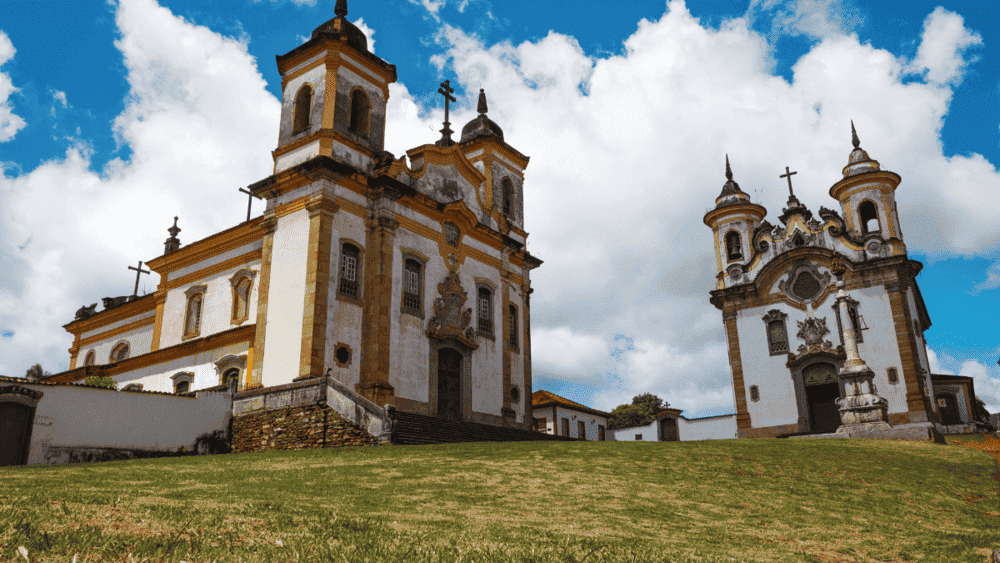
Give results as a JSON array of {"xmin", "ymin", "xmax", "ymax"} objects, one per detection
[{"xmin": 705, "ymin": 124, "xmax": 943, "ymax": 440}]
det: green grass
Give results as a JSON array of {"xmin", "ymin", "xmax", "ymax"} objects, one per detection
[{"xmin": 2, "ymin": 438, "xmax": 999, "ymax": 562}]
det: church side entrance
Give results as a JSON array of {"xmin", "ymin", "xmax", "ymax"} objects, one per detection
[
  {"xmin": 803, "ymin": 363, "xmax": 841, "ymax": 434},
  {"xmin": 0, "ymin": 401, "xmax": 35, "ymax": 467},
  {"xmin": 937, "ymin": 393, "xmax": 962, "ymax": 425},
  {"xmin": 437, "ymin": 348, "xmax": 462, "ymax": 420}
]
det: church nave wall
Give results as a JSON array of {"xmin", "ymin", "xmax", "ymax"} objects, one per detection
[
  {"xmin": 110, "ymin": 340, "xmax": 250, "ymax": 394},
  {"xmin": 260, "ymin": 209, "xmax": 311, "ymax": 387},
  {"xmin": 82, "ymin": 322, "xmax": 154, "ymax": 368},
  {"xmin": 735, "ymin": 305, "xmax": 801, "ymax": 430}
]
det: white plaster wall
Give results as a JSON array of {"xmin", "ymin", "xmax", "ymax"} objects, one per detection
[
  {"xmin": 279, "ymin": 64, "xmax": 326, "ymax": 143},
  {"xmin": 170, "ymin": 241, "xmax": 260, "ymax": 280},
  {"xmin": 110, "ymin": 341, "xmax": 251, "ymax": 393},
  {"xmin": 341, "ymin": 53, "xmax": 386, "ymax": 84},
  {"xmin": 388, "ymin": 226, "xmax": 438, "ymax": 404},
  {"xmin": 463, "ymin": 263, "xmax": 502, "ymax": 417},
  {"xmin": 81, "ymin": 314, "xmax": 155, "ymax": 366},
  {"xmin": 81, "ymin": 310, "xmax": 156, "ymax": 341},
  {"xmin": 261, "ymin": 209, "xmax": 310, "ymax": 386},
  {"xmin": 679, "ymin": 414, "xmax": 737, "ymax": 441},
  {"xmin": 275, "ymin": 140, "xmax": 321, "ymax": 173},
  {"xmin": 849, "ymin": 285, "xmax": 908, "ymax": 414},
  {"xmin": 23, "ymin": 383, "xmax": 231, "ymax": 465},
  {"xmin": 325, "ymin": 211, "xmax": 365, "ymax": 391},
  {"xmin": 552, "ymin": 406, "xmax": 608, "ymax": 441},
  {"xmin": 160, "ymin": 259, "xmax": 261, "ymax": 349},
  {"xmin": 610, "ymin": 421, "xmax": 657, "ymax": 442},
  {"xmin": 736, "ymin": 304, "xmax": 800, "ymax": 428},
  {"xmin": 846, "ymin": 187, "xmax": 893, "ymax": 235}
]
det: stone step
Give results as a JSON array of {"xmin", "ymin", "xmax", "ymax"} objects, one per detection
[{"xmin": 390, "ymin": 411, "xmax": 576, "ymax": 445}]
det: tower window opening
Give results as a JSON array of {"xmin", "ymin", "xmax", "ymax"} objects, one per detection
[
  {"xmin": 859, "ymin": 200, "xmax": 880, "ymax": 234},
  {"xmin": 293, "ymin": 85, "xmax": 313, "ymax": 133},
  {"xmin": 725, "ymin": 231, "xmax": 742, "ymax": 261},
  {"xmin": 339, "ymin": 244, "xmax": 360, "ymax": 298},
  {"xmin": 501, "ymin": 178, "xmax": 514, "ymax": 216},
  {"xmin": 477, "ymin": 287, "xmax": 493, "ymax": 334},
  {"xmin": 402, "ymin": 259, "xmax": 422, "ymax": 314},
  {"xmin": 349, "ymin": 90, "xmax": 370, "ymax": 137}
]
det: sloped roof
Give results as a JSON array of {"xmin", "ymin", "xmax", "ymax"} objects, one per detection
[{"xmin": 531, "ymin": 390, "xmax": 611, "ymax": 418}]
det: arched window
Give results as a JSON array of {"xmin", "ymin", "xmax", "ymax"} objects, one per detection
[
  {"xmin": 172, "ymin": 372, "xmax": 193, "ymax": 394},
  {"xmin": 349, "ymin": 89, "xmax": 370, "ymax": 136},
  {"xmin": 183, "ymin": 287, "xmax": 206, "ymax": 339},
  {"xmin": 293, "ymin": 85, "xmax": 313, "ymax": 132},
  {"xmin": 859, "ymin": 200, "xmax": 880, "ymax": 234},
  {"xmin": 444, "ymin": 222, "xmax": 459, "ymax": 246},
  {"xmin": 762, "ymin": 309, "xmax": 788, "ymax": 355},
  {"xmin": 477, "ymin": 287, "xmax": 493, "ymax": 335},
  {"xmin": 508, "ymin": 304, "xmax": 519, "ymax": 350},
  {"xmin": 402, "ymin": 259, "xmax": 423, "ymax": 315},
  {"xmin": 501, "ymin": 178, "xmax": 514, "ymax": 216},
  {"xmin": 339, "ymin": 243, "xmax": 360, "ymax": 298},
  {"xmin": 230, "ymin": 270, "xmax": 256, "ymax": 325},
  {"xmin": 725, "ymin": 231, "xmax": 742, "ymax": 261},
  {"xmin": 84, "ymin": 350, "xmax": 96, "ymax": 366},
  {"xmin": 109, "ymin": 342, "xmax": 130, "ymax": 363},
  {"xmin": 222, "ymin": 368, "xmax": 241, "ymax": 386}
]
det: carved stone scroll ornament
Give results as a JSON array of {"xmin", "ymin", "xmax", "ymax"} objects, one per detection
[
  {"xmin": 426, "ymin": 270, "xmax": 479, "ymax": 350},
  {"xmin": 794, "ymin": 316, "xmax": 836, "ymax": 356}
]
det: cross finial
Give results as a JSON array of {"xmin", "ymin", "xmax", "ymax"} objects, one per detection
[
  {"xmin": 725, "ymin": 154, "xmax": 733, "ymax": 181},
  {"xmin": 435, "ymin": 79, "xmax": 457, "ymax": 147},
  {"xmin": 780, "ymin": 166, "xmax": 797, "ymax": 198},
  {"xmin": 335, "ymin": 0, "xmax": 348, "ymax": 18},
  {"xmin": 477, "ymin": 88, "xmax": 488, "ymax": 115},
  {"xmin": 851, "ymin": 120, "xmax": 860, "ymax": 149},
  {"xmin": 128, "ymin": 260, "xmax": 151, "ymax": 297}
]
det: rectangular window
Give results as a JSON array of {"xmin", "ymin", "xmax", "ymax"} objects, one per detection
[
  {"xmin": 561, "ymin": 418, "xmax": 569, "ymax": 437},
  {"xmin": 341, "ymin": 255, "xmax": 356, "ymax": 282},
  {"xmin": 577, "ymin": 421, "xmax": 586, "ymax": 440},
  {"xmin": 767, "ymin": 320, "xmax": 788, "ymax": 355},
  {"xmin": 536, "ymin": 417, "xmax": 547, "ymax": 432},
  {"xmin": 635, "ymin": 434, "xmax": 642, "ymax": 441},
  {"xmin": 478, "ymin": 290, "xmax": 492, "ymax": 334},
  {"xmin": 402, "ymin": 263, "xmax": 421, "ymax": 312}
]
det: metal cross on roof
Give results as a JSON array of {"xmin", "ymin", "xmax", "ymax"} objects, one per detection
[
  {"xmin": 436, "ymin": 79, "xmax": 456, "ymax": 147},
  {"xmin": 239, "ymin": 186, "xmax": 262, "ymax": 222},
  {"xmin": 780, "ymin": 166, "xmax": 797, "ymax": 198},
  {"xmin": 128, "ymin": 260, "xmax": 150, "ymax": 297}
]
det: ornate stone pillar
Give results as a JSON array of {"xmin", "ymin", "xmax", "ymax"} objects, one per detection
[
  {"xmin": 832, "ymin": 268, "xmax": 890, "ymax": 434},
  {"xmin": 358, "ymin": 187, "xmax": 398, "ymax": 407},
  {"xmin": 298, "ymin": 194, "xmax": 339, "ymax": 380}
]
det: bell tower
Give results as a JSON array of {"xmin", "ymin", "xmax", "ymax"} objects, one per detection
[
  {"xmin": 828, "ymin": 122, "xmax": 905, "ymax": 256},
  {"xmin": 703, "ymin": 156, "xmax": 767, "ymax": 289},
  {"xmin": 272, "ymin": 0, "xmax": 397, "ymax": 174}
]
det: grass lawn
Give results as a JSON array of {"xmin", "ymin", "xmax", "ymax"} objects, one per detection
[{"xmin": 2, "ymin": 438, "xmax": 999, "ymax": 562}]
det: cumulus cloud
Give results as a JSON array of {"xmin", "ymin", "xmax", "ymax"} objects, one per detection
[
  {"xmin": 410, "ymin": 0, "xmax": 446, "ymax": 22},
  {"xmin": 908, "ymin": 7, "xmax": 983, "ymax": 86},
  {"xmin": 0, "ymin": 0, "xmax": 279, "ymax": 375},
  {"xmin": 973, "ymin": 260, "xmax": 1000, "ymax": 293},
  {"xmin": 747, "ymin": 0, "xmax": 863, "ymax": 40},
  {"xmin": 0, "ymin": 30, "xmax": 26, "ymax": 142},
  {"xmin": 958, "ymin": 360, "xmax": 1000, "ymax": 414},
  {"xmin": 355, "ymin": 18, "xmax": 375, "ymax": 54},
  {"xmin": 52, "ymin": 91, "xmax": 69, "ymax": 108}
]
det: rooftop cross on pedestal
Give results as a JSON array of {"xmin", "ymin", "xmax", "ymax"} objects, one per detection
[
  {"xmin": 435, "ymin": 79, "xmax": 457, "ymax": 147},
  {"xmin": 128, "ymin": 260, "xmax": 150, "ymax": 297},
  {"xmin": 780, "ymin": 166, "xmax": 798, "ymax": 202}
]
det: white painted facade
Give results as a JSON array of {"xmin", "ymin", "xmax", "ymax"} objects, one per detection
[{"xmin": 679, "ymin": 414, "xmax": 737, "ymax": 441}]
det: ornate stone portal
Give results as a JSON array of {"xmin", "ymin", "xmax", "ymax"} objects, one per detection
[{"xmin": 426, "ymin": 270, "xmax": 479, "ymax": 350}]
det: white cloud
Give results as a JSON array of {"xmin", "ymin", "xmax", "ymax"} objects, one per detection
[
  {"xmin": 0, "ymin": 0, "xmax": 279, "ymax": 375},
  {"xmin": 355, "ymin": 18, "xmax": 375, "ymax": 54},
  {"xmin": 907, "ymin": 7, "xmax": 982, "ymax": 86},
  {"xmin": 52, "ymin": 91, "xmax": 69, "ymax": 108},
  {"xmin": 958, "ymin": 360, "xmax": 1000, "ymax": 414},
  {"xmin": 410, "ymin": 0, "xmax": 446, "ymax": 22},
  {"xmin": 0, "ymin": 30, "xmax": 26, "ymax": 142},
  {"xmin": 747, "ymin": 0, "xmax": 863, "ymax": 41},
  {"xmin": 927, "ymin": 346, "xmax": 952, "ymax": 375},
  {"xmin": 973, "ymin": 260, "xmax": 1000, "ymax": 293},
  {"xmin": 290, "ymin": 0, "xmax": 316, "ymax": 6}
]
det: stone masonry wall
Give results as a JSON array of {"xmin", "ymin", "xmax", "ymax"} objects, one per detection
[{"xmin": 232, "ymin": 402, "xmax": 379, "ymax": 454}]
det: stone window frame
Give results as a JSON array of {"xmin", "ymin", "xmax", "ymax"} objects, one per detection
[
  {"xmin": 762, "ymin": 309, "xmax": 789, "ymax": 355},
  {"xmin": 84, "ymin": 350, "xmax": 96, "ymax": 366},
  {"xmin": 183, "ymin": 284, "xmax": 207, "ymax": 340},
  {"xmin": 474, "ymin": 280, "xmax": 496, "ymax": 339},
  {"xmin": 109, "ymin": 340, "xmax": 130, "ymax": 363},
  {"xmin": 171, "ymin": 372, "xmax": 194, "ymax": 394},
  {"xmin": 337, "ymin": 239, "xmax": 365, "ymax": 305},
  {"xmin": 725, "ymin": 230, "xmax": 743, "ymax": 262},
  {"xmin": 508, "ymin": 303, "xmax": 519, "ymax": 352},
  {"xmin": 229, "ymin": 269, "xmax": 257, "ymax": 325},
  {"xmin": 348, "ymin": 87, "xmax": 371, "ymax": 138},
  {"xmin": 887, "ymin": 367, "xmax": 898, "ymax": 384},
  {"xmin": 749, "ymin": 385, "xmax": 760, "ymax": 402},
  {"xmin": 501, "ymin": 177, "xmax": 514, "ymax": 216},
  {"xmin": 292, "ymin": 83, "xmax": 313, "ymax": 134},
  {"xmin": 121, "ymin": 383, "xmax": 144, "ymax": 392},
  {"xmin": 333, "ymin": 342, "xmax": 353, "ymax": 368},
  {"xmin": 858, "ymin": 199, "xmax": 880, "ymax": 234},
  {"xmin": 444, "ymin": 222, "xmax": 460, "ymax": 247},
  {"xmin": 400, "ymin": 252, "xmax": 426, "ymax": 319},
  {"xmin": 832, "ymin": 296, "xmax": 865, "ymax": 345},
  {"xmin": 535, "ymin": 417, "xmax": 547, "ymax": 432},
  {"xmin": 214, "ymin": 353, "xmax": 248, "ymax": 388}
]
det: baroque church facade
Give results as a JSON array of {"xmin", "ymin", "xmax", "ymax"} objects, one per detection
[
  {"xmin": 704, "ymin": 125, "xmax": 943, "ymax": 438},
  {"xmin": 55, "ymin": 1, "xmax": 540, "ymax": 430}
]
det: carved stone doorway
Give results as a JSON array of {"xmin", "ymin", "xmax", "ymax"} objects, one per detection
[
  {"xmin": 803, "ymin": 362, "xmax": 841, "ymax": 434},
  {"xmin": 437, "ymin": 348, "xmax": 463, "ymax": 420},
  {"xmin": 0, "ymin": 402, "xmax": 34, "ymax": 467},
  {"xmin": 938, "ymin": 394, "xmax": 962, "ymax": 425}
]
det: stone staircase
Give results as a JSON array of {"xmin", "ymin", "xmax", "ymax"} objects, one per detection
[{"xmin": 390, "ymin": 410, "xmax": 577, "ymax": 445}]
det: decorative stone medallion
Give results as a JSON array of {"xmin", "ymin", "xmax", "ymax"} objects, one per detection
[
  {"xmin": 795, "ymin": 316, "xmax": 836, "ymax": 356},
  {"xmin": 426, "ymin": 270, "xmax": 479, "ymax": 350}
]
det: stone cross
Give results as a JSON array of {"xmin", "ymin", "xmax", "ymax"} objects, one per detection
[
  {"xmin": 436, "ymin": 79, "xmax": 456, "ymax": 146},
  {"xmin": 780, "ymin": 166, "xmax": 797, "ymax": 198},
  {"xmin": 128, "ymin": 260, "xmax": 150, "ymax": 297},
  {"xmin": 239, "ymin": 187, "xmax": 261, "ymax": 222}
]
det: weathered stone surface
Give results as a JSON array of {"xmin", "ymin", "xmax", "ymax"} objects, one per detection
[{"xmin": 231, "ymin": 403, "xmax": 380, "ymax": 454}]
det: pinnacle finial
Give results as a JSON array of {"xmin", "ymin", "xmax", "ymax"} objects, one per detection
[
  {"xmin": 477, "ymin": 88, "xmax": 488, "ymax": 115},
  {"xmin": 851, "ymin": 120, "xmax": 860, "ymax": 149},
  {"xmin": 334, "ymin": 0, "xmax": 348, "ymax": 18},
  {"xmin": 167, "ymin": 216, "xmax": 181, "ymax": 237},
  {"xmin": 725, "ymin": 154, "xmax": 733, "ymax": 181}
]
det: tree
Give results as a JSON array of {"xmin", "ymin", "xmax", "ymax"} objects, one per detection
[
  {"xmin": 24, "ymin": 364, "xmax": 50, "ymax": 380},
  {"xmin": 608, "ymin": 393, "xmax": 670, "ymax": 430},
  {"xmin": 84, "ymin": 375, "xmax": 118, "ymax": 390}
]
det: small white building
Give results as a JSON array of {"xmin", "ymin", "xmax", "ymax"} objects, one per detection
[
  {"xmin": 609, "ymin": 410, "xmax": 737, "ymax": 442},
  {"xmin": 531, "ymin": 390, "xmax": 611, "ymax": 441}
]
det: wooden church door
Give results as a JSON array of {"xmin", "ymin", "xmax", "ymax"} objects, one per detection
[
  {"xmin": 437, "ymin": 348, "xmax": 462, "ymax": 420},
  {"xmin": 803, "ymin": 363, "xmax": 841, "ymax": 434},
  {"xmin": 0, "ymin": 402, "xmax": 34, "ymax": 467},
  {"xmin": 937, "ymin": 394, "xmax": 962, "ymax": 425},
  {"xmin": 660, "ymin": 417, "xmax": 679, "ymax": 441}
]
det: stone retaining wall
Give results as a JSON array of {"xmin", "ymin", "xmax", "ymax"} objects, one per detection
[{"xmin": 231, "ymin": 403, "xmax": 379, "ymax": 453}]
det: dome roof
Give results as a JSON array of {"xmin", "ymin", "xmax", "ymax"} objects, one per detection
[
  {"xmin": 843, "ymin": 121, "xmax": 881, "ymax": 177},
  {"xmin": 715, "ymin": 155, "xmax": 751, "ymax": 209},
  {"xmin": 311, "ymin": 0, "xmax": 367, "ymax": 52},
  {"xmin": 460, "ymin": 89, "xmax": 504, "ymax": 144}
]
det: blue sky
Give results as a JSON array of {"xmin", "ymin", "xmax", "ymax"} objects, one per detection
[{"xmin": 1, "ymin": 0, "xmax": 998, "ymax": 417}]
